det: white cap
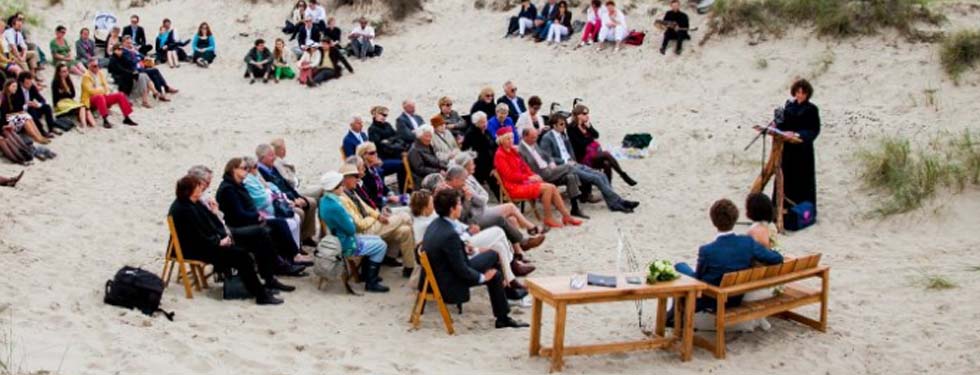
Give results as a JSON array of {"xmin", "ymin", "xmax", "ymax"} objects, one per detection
[{"xmin": 320, "ymin": 171, "xmax": 344, "ymax": 191}]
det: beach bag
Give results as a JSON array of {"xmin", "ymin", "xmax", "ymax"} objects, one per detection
[
  {"xmin": 784, "ymin": 201, "xmax": 816, "ymax": 231},
  {"xmin": 624, "ymin": 30, "xmax": 646, "ymax": 46},
  {"xmin": 314, "ymin": 235, "xmax": 343, "ymax": 278},
  {"xmin": 622, "ymin": 133, "xmax": 653, "ymax": 149},
  {"xmin": 572, "ymin": 20, "xmax": 586, "ymax": 34},
  {"xmin": 104, "ymin": 266, "xmax": 174, "ymax": 321},
  {"xmin": 222, "ymin": 271, "xmax": 252, "ymax": 300},
  {"xmin": 370, "ymin": 45, "xmax": 383, "ymax": 57},
  {"xmin": 272, "ymin": 198, "xmax": 294, "ymax": 219}
]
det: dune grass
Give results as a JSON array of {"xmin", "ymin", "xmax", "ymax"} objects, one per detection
[
  {"xmin": 703, "ymin": 0, "xmax": 944, "ymax": 43},
  {"xmin": 339, "ymin": 0, "xmax": 423, "ymax": 20},
  {"xmin": 940, "ymin": 29, "xmax": 980, "ymax": 81},
  {"xmin": 857, "ymin": 131, "xmax": 980, "ymax": 216},
  {"xmin": 923, "ymin": 275, "xmax": 957, "ymax": 290},
  {"xmin": 0, "ymin": 0, "xmax": 42, "ymax": 27}
]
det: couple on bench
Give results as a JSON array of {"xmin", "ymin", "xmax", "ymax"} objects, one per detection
[{"xmin": 671, "ymin": 194, "xmax": 784, "ymax": 321}]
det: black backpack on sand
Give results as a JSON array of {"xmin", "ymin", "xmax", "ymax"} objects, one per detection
[{"xmin": 104, "ymin": 266, "xmax": 175, "ymax": 321}]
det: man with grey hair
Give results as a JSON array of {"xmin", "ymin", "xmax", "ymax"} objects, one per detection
[
  {"xmin": 187, "ymin": 165, "xmax": 220, "ymax": 216},
  {"xmin": 270, "ymin": 138, "xmax": 299, "ymax": 189},
  {"xmin": 496, "ymin": 81, "xmax": 526, "ymax": 123},
  {"xmin": 407, "ymin": 124, "xmax": 446, "ymax": 180},
  {"xmin": 420, "ymin": 172, "xmax": 446, "ymax": 192},
  {"xmin": 517, "ymin": 127, "xmax": 589, "ymax": 218},
  {"xmin": 396, "ymin": 99, "xmax": 425, "ymax": 144},
  {"xmin": 342, "ymin": 114, "xmax": 369, "ymax": 157},
  {"xmin": 257, "ymin": 143, "xmax": 320, "ymax": 245}
]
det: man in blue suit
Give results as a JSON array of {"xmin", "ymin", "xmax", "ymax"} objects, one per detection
[
  {"xmin": 396, "ymin": 99, "xmax": 425, "ymax": 144},
  {"xmin": 496, "ymin": 81, "xmax": 526, "ymax": 124},
  {"xmin": 676, "ymin": 198, "xmax": 783, "ymax": 311},
  {"xmin": 342, "ymin": 114, "xmax": 370, "ymax": 158},
  {"xmin": 534, "ymin": 0, "xmax": 559, "ymax": 41}
]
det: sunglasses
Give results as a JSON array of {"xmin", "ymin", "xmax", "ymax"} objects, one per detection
[
  {"xmin": 484, "ymin": 95, "xmax": 493, "ymax": 98},
  {"xmin": 366, "ymin": 151, "xmax": 377, "ymax": 155},
  {"xmin": 380, "ymin": 113, "xmax": 389, "ymax": 117},
  {"xmin": 443, "ymin": 103, "xmax": 453, "ymax": 107}
]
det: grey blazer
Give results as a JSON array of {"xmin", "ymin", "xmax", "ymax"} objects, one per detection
[
  {"xmin": 538, "ymin": 130, "xmax": 577, "ymax": 166},
  {"xmin": 517, "ymin": 141, "xmax": 554, "ymax": 176},
  {"xmin": 396, "ymin": 112, "xmax": 425, "ymax": 144}
]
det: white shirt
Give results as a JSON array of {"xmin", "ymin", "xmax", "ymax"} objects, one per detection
[
  {"xmin": 552, "ymin": 132, "xmax": 572, "ymax": 163},
  {"xmin": 406, "ymin": 113, "xmax": 420, "ymax": 129},
  {"xmin": 305, "ymin": 5, "xmax": 327, "ymax": 23},
  {"xmin": 516, "ymin": 111, "xmax": 545, "ymax": 131},
  {"xmin": 349, "ymin": 129, "xmax": 365, "ymax": 143},
  {"xmin": 412, "ymin": 213, "xmax": 436, "ymax": 245},
  {"xmin": 715, "ymin": 231, "xmax": 735, "ymax": 240},
  {"xmin": 301, "ymin": 26, "xmax": 316, "ymax": 46},
  {"xmin": 350, "ymin": 24, "xmax": 375, "ymax": 39},
  {"xmin": 508, "ymin": 96, "xmax": 523, "ymax": 116},
  {"xmin": 601, "ymin": 8, "xmax": 626, "ymax": 29},
  {"xmin": 3, "ymin": 28, "xmax": 25, "ymax": 50}
]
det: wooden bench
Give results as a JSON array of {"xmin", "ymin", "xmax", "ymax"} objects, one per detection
[
  {"xmin": 491, "ymin": 170, "xmax": 541, "ymax": 221},
  {"xmin": 694, "ymin": 253, "xmax": 829, "ymax": 359}
]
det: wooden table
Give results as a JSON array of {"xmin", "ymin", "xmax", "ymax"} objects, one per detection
[{"xmin": 525, "ymin": 273, "xmax": 706, "ymax": 372}]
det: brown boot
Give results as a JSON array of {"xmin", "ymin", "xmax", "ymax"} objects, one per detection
[
  {"xmin": 511, "ymin": 260, "xmax": 536, "ymax": 277},
  {"xmin": 520, "ymin": 235, "xmax": 545, "ymax": 251}
]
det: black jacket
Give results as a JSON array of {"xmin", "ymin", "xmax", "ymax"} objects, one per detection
[
  {"xmin": 315, "ymin": 46, "xmax": 354, "ymax": 74},
  {"xmin": 567, "ymin": 122, "xmax": 600, "ymax": 164},
  {"xmin": 0, "ymin": 85, "xmax": 28, "ymax": 124},
  {"xmin": 258, "ymin": 164, "xmax": 303, "ymax": 202},
  {"xmin": 461, "ymin": 126, "xmax": 497, "ymax": 182},
  {"xmin": 470, "ymin": 99, "xmax": 496, "ymax": 120},
  {"xmin": 421, "ymin": 217, "xmax": 483, "ymax": 304},
  {"xmin": 323, "ymin": 26, "xmax": 342, "ymax": 43},
  {"xmin": 50, "ymin": 79, "xmax": 77, "ymax": 104},
  {"xmin": 168, "ymin": 198, "xmax": 227, "ymax": 262},
  {"xmin": 408, "ymin": 140, "xmax": 446, "ymax": 178},
  {"xmin": 107, "ymin": 54, "xmax": 138, "ymax": 94},
  {"xmin": 215, "ymin": 176, "xmax": 262, "ymax": 228},
  {"xmin": 369, "ymin": 120, "xmax": 408, "ymax": 160},
  {"xmin": 122, "ymin": 25, "xmax": 148, "ymax": 47},
  {"xmin": 296, "ymin": 25, "xmax": 322, "ymax": 47}
]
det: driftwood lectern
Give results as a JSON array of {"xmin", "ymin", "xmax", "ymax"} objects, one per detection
[{"xmin": 750, "ymin": 126, "xmax": 801, "ymax": 233}]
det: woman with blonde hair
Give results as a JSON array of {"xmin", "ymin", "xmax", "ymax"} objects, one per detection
[
  {"xmin": 470, "ymin": 86, "xmax": 496, "ymax": 120},
  {"xmin": 437, "ymin": 96, "xmax": 466, "ymax": 138}
]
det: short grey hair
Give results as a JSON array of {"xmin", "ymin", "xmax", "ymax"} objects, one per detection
[
  {"xmin": 415, "ymin": 124, "xmax": 434, "ymax": 137},
  {"xmin": 345, "ymin": 155, "xmax": 363, "ymax": 167},
  {"xmin": 451, "ymin": 151, "xmax": 476, "ymax": 169},
  {"xmin": 350, "ymin": 114, "xmax": 363, "ymax": 125},
  {"xmin": 243, "ymin": 156, "xmax": 259, "ymax": 168},
  {"xmin": 495, "ymin": 103, "xmax": 510, "ymax": 114},
  {"xmin": 420, "ymin": 173, "xmax": 444, "ymax": 191},
  {"xmin": 255, "ymin": 143, "xmax": 274, "ymax": 158},
  {"xmin": 187, "ymin": 165, "xmax": 213, "ymax": 179},
  {"xmin": 471, "ymin": 112, "xmax": 487, "ymax": 124},
  {"xmin": 446, "ymin": 165, "xmax": 468, "ymax": 181}
]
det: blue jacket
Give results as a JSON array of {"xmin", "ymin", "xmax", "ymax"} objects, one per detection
[
  {"xmin": 517, "ymin": 3, "xmax": 537, "ymax": 19},
  {"xmin": 319, "ymin": 193, "xmax": 358, "ymax": 256},
  {"xmin": 342, "ymin": 130, "xmax": 369, "ymax": 158},
  {"xmin": 696, "ymin": 234, "xmax": 783, "ymax": 287},
  {"xmin": 487, "ymin": 116, "xmax": 518, "ymax": 144}
]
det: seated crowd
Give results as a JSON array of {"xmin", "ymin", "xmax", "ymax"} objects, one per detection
[
  {"xmin": 505, "ymin": 0, "xmax": 691, "ymax": 54},
  {"xmin": 166, "ymin": 81, "xmax": 644, "ymax": 331},
  {"xmin": 246, "ymin": 1, "xmax": 383, "ymax": 86},
  {"xmin": 0, "ymin": 12, "xmax": 209, "ymax": 171}
]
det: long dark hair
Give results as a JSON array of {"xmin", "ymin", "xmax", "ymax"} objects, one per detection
[
  {"xmin": 52, "ymin": 63, "xmax": 74, "ymax": 96},
  {"xmin": 2, "ymin": 79, "xmax": 18, "ymax": 112},
  {"xmin": 197, "ymin": 22, "xmax": 212, "ymax": 37}
]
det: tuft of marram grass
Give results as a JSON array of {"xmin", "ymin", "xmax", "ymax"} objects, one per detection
[
  {"xmin": 940, "ymin": 29, "xmax": 980, "ymax": 81},
  {"xmin": 857, "ymin": 131, "xmax": 979, "ymax": 216},
  {"xmin": 703, "ymin": 0, "xmax": 945, "ymax": 44},
  {"xmin": 923, "ymin": 275, "xmax": 956, "ymax": 290}
]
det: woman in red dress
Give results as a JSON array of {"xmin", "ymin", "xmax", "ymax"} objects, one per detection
[{"xmin": 493, "ymin": 127, "xmax": 583, "ymax": 228}]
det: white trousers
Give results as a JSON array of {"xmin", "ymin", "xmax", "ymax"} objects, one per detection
[
  {"xmin": 468, "ymin": 227, "xmax": 516, "ymax": 282},
  {"xmin": 598, "ymin": 25, "xmax": 627, "ymax": 42},
  {"xmin": 547, "ymin": 24, "xmax": 569, "ymax": 43},
  {"xmin": 518, "ymin": 17, "xmax": 535, "ymax": 36}
]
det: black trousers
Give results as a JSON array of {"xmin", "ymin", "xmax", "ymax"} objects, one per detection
[
  {"xmin": 468, "ymin": 251, "xmax": 510, "ymax": 320},
  {"xmin": 137, "ymin": 44, "xmax": 153, "ymax": 56},
  {"xmin": 210, "ymin": 246, "xmax": 265, "ymax": 297},
  {"xmin": 28, "ymin": 104, "xmax": 70, "ymax": 134},
  {"xmin": 661, "ymin": 29, "xmax": 689, "ymax": 51},
  {"xmin": 229, "ymin": 225, "xmax": 282, "ymax": 280},
  {"xmin": 142, "ymin": 68, "xmax": 169, "ymax": 92},
  {"xmin": 247, "ymin": 64, "xmax": 271, "ymax": 79},
  {"xmin": 266, "ymin": 218, "xmax": 299, "ymax": 260},
  {"xmin": 312, "ymin": 68, "xmax": 338, "ymax": 84}
]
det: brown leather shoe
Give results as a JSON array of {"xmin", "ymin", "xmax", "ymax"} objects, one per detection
[
  {"xmin": 520, "ymin": 235, "xmax": 545, "ymax": 251},
  {"xmin": 511, "ymin": 260, "xmax": 536, "ymax": 277}
]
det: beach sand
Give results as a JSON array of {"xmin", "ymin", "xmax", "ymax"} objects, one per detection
[{"xmin": 1, "ymin": 0, "xmax": 978, "ymax": 373}]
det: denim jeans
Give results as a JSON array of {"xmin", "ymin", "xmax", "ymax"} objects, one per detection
[
  {"xmin": 573, "ymin": 164, "xmax": 623, "ymax": 208},
  {"xmin": 355, "ymin": 234, "xmax": 386, "ymax": 263}
]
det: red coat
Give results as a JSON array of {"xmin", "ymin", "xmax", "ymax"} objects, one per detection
[{"xmin": 494, "ymin": 146, "xmax": 541, "ymax": 200}]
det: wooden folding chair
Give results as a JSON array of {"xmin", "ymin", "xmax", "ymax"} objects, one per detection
[
  {"xmin": 317, "ymin": 218, "xmax": 363, "ymax": 295},
  {"xmin": 409, "ymin": 248, "xmax": 455, "ymax": 335},
  {"xmin": 161, "ymin": 215, "xmax": 211, "ymax": 299},
  {"xmin": 490, "ymin": 170, "xmax": 541, "ymax": 221},
  {"xmin": 402, "ymin": 152, "xmax": 414, "ymax": 194}
]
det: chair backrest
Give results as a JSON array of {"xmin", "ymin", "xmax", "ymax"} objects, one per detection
[
  {"xmin": 490, "ymin": 170, "xmax": 512, "ymax": 203},
  {"xmin": 402, "ymin": 152, "xmax": 415, "ymax": 193},
  {"xmin": 166, "ymin": 215, "xmax": 188, "ymax": 263},
  {"xmin": 719, "ymin": 253, "xmax": 822, "ymax": 288}
]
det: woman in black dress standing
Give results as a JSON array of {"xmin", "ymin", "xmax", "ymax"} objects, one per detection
[{"xmin": 777, "ymin": 79, "xmax": 821, "ymax": 213}]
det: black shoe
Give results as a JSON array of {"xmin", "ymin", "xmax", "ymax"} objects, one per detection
[
  {"xmin": 265, "ymin": 287, "xmax": 281, "ymax": 295},
  {"xmin": 622, "ymin": 174, "xmax": 638, "ymax": 186},
  {"xmin": 402, "ymin": 267, "xmax": 413, "ymax": 278},
  {"xmin": 266, "ymin": 278, "xmax": 296, "ymax": 292},
  {"xmin": 256, "ymin": 292, "xmax": 284, "ymax": 305},
  {"xmin": 495, "ymin": 317, "xmax": 530, "ymax": 329},
  {"xmin": 278, "ymin": 264, "xmax": 308, "ymax": 277},
  {"xmin": 505, "ymin": 286, "xmax": 528, "ymax": 300},
  {"xmin": 122, "ymin": 117, "xmax": 138, "ymax": 126},
  {"xmin": 102, "ymin": 118, "xmax": 113, "ymax": 128},
  {"xmin": 364, "ymin": 261, "xmax": 390, "ymax": 293},
  {"xmin": 675, "ymin": 47, "xmax": 683, "ymax": 55},
  {"xmin": 382, "ymin": 256, "xmax": 403, "ymax": 267},
  {"xmin": 610, "ymin": 205, "xmax": 634, "ymax": 214},
  {"xmin": 659, "ymin": 47, "xmax": 666, "ymax": 55},
  {"xmin": 570, "ymin": 208, "xmax": 590, "ymax": 220},
  {"xmin": 623, "ymin": 200, "xmax": 640, "ymax": 209},
  {"xmin": 292, "ymin": 259, "xmax": 314, "ymax": 267}
]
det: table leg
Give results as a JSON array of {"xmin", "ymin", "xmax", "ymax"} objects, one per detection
[
  {"xmin": 550, "ymin": 302, "xmax": 567, "ymax": 373},
  {"xmin": 530, "ymin": 296, "xmax": 542, "ymax": 357},
  {"xmin": 672, "ymin": 296, "xmax": 681, "ymax": 337},
  {"xmin": 682, "ymin": 290, "xmax": 696, "ymax": 361},
  {"xmin": 655, "ymin": 297, "xmax": 667, "ymax": 337}
]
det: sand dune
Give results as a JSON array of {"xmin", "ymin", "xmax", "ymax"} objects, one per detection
[{"xmin": 0, "ymin": 0, "xmax": 978, "ymax": 374}]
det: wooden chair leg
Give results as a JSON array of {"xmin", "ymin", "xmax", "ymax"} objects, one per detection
[
  {"xmin": 410, "ymin": 281, "xmax": 429, "ymax": 328},
  {"xmin": 161, "ymin": 259, "xmax": 173, "ymax": 285},
  {"xmin": 436, "ymin": 297, "xmax": 455, "ymax": 335},
  {"xmin": 195, "ymin": 265, "xmax": 209, "ymax": 289},
  {"xmin": 176, "ymin": 261, "xmax": 194, "ymax": 299},
  {"xmin": 820, "ymin": 269, "xmax": 829, "ymax": 332},
  {"xmin": 715, "ymin": 301, "xmax": 726, "ymax": 359}
]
